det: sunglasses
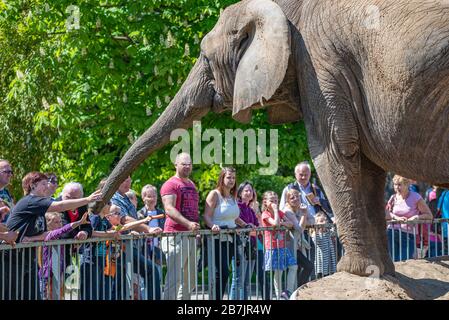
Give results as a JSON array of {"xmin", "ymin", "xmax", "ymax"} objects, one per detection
[
  {"xmin": 0, "ymin": 170, "xmax": 13, "ymax": 175},
  {"xmin": 106, "ymin": 212, "xmax": 120, "ymax": 217}
]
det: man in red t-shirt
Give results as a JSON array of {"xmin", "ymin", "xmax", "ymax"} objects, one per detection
[{"xmin": 161, "ymin": 152, "xmax": 200, "ymax": 300}]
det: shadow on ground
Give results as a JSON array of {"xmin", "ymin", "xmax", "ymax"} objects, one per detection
[{"xmin": 293, "ymin": 256, "xmax": 449, "ymax": 300}]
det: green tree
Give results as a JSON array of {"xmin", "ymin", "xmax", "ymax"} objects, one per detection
[{"xmin": 0, "ymin": 0, "xmax": 311, "ymax": 206}]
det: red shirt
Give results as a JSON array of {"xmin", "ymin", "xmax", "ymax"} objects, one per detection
[
  {"xmin": 261, "ymin": 210, "xmax": 286, "ymax": 249},
  {"xmin": 160, "ymin": 176, "xmax": 199, "ymax": 232},
  {"xmin": 67, "ymin": 209, "xmax": 79, "ymax": 223}
]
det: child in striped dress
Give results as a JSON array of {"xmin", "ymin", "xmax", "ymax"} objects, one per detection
[{"xmin": 311, "ymin": 212, "xmax": 336, "ymax": 278}]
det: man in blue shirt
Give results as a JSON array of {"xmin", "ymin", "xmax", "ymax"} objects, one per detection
[
  {"xmin": 0, "ymin": 159, "xmax": 14, "ymax": 223},
  {"xmin": 112, "ymin": 176, "xmax": 138, "ymax": 221},
  {"xmin": 111, "ymin": 175, "xmax": 163, "ymax": 300}
]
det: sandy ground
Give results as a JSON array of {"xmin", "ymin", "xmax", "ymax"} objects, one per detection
[{"xmin": 292, "ymin": 256, "xmax": 449, "ymax": 300}]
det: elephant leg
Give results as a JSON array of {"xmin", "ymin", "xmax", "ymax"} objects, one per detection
[
  {"xmin": 359, "ymin": 155, "xmax": 395, "ymax": 276},
  {"xmin": 308, "ymin": 107, "xmax": 394, "ymax": 276}
]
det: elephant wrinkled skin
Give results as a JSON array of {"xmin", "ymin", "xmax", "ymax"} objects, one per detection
[{"xmin": 95, "ymin": 0, "xmax": 449, "ymax": 277}]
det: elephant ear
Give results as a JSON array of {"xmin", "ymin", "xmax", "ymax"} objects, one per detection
[{"xmin": 232, "ymin": 0, "xmax": 291, "ymax": 124}]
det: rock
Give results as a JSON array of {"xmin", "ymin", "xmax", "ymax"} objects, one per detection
[{"xmin": 292, "ymin": 256, "xmax": 449, "ymax": 300}]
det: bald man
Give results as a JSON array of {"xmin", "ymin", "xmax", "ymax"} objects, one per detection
[{"xmin": 161, "ymin": 152, "xmax": 200, "ymax": 300}]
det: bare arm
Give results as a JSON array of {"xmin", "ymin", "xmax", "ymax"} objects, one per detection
[
  {"xmin": 298, "ymin": 212, "xmax": 307, "ymax": 230},
  {"xmin": 92, "ymin": 230, "xmax": 119, "ymax": 238},
  {"xmin": 70, "ymin": 212, "xmax": 90, "ymax": 230},
  {"xmin": 204, "ymin": 191, "xmax": 219, "ymax": 231},
  {"xmin": 0, "ymin": 223, "xmax": 7, "ymax": 232},
  {"xmin": 162, "ymin": 194, "xmax": 198, "ymax": 231},
  {"xmin": 0, "ymin": 231, "xmax": 18, "ymax": 245},
  {"xmin": 119, "ymin": 216, "xmax": 151, "ymax": 233},
  {"xmin": 284, "ymin": 210, "xmax": 300, "ymax": 231},
  {"xmin": 264, "ymin": 204, "xmax": 280, "ymax": 227},
  {"xmin": 281, "ymin": 220, "xmax": 294, "ymax": 229},
  {"xmin": 272, "ymin": 203, "xmax": 280, "ymax": 227},
  {"xmin": 264, "ymin": 216, "xmax": 278, "ymax": 227},
  {"xmin": 415, "ymin": 199, "xmax": 433, "ymax": 220},
  {"xmin": 48, "ymin": 190, "xmax": 102, "ymax": 213},
  {"xmin": 118, "ymin": 216, "xmax": 150, "ymax": 233},
  {"xmin": 386, "ymin": 210, "xmax": 407, "ymax": 222},
  {"xmin": 120, "ymin": 215, "xmax": 136, "ymax": 225},
  {"xmin": 235, "ymin": 217, "xmax": 247, "ymax": 228}
]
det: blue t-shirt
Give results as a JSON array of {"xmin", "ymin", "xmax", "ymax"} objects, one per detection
[
  {"xmin": 0, "ymin": 187, "xmax": 13, "ymax": 223},
  {"xmin": 438, "ymin": 190, "xmax": 449, "ymax": 236},
  {"xmin": 90, "ymin": 215, "xmax": 112, "ymax": 257},
  {"xmin": 112, "ymin": 192, "xmax": 137, "ymax": 220}
]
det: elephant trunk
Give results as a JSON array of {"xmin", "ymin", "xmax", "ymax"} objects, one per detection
[{"xmin": 93, "ymin": 54, "xmax": 214, "ymax": 212}]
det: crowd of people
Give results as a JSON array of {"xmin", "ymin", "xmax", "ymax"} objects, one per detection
[{"xmin": 0, "ymin": 156, "xmax": 448, "ymax": 300}]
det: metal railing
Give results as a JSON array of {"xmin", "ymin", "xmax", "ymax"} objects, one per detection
[
  {"xmin": 0, "ymin": 219, "xmax": 447, "ymax": 300},
  {"xmin": 386, "ymin": 218, "xmax": 449, "ymax": 261}
]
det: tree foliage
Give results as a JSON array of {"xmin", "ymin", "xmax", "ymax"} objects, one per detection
[{"xmin": 0, "ymin": 0, "xmax": 311, "ymax": 206}]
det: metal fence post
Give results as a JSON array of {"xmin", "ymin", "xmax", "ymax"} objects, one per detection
[
  {"xmin": 125, "ymin": 239, "xmax": 133, "ymax": 300},
  {"xmin": 207, "ymin": 235, "xmax": 216, "ymax": 300},
  {"xmin": 51, "ymin": 245, "xmax": 62, "ymax": 300}
]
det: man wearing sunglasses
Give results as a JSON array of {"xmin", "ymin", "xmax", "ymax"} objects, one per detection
[{"xmin": 0, "ymin": 159, "xmax": 14, "ymax": 223}]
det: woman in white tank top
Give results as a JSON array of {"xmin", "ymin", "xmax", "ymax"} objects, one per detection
[{"xmin": 204, "ymin": 167, "xmax": 245, "ymax": 299}]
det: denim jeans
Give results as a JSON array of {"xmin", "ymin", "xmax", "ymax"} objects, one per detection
[
  {"xmin": 211, "ymin": 239, "xmax": 235, "ymax": 300},
  {"xmin": 229, "ymin": 247, "xmax": 254, "ymax": 300},
  {"xmin": 387, "ymin": 229, "xmax": 415, "ymax": 262},
  {"xmin": 115, "ymin": 247, "xmax": 161, "ymax": 300}
]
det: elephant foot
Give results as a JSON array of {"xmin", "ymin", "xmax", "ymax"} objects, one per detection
[
  {"xmin": 380, "ymin": 252, "xmax": 396, "ymax": 276},
  {"xmin": 337, "ymin": 252, "xmax": 392, "ymax": 277}
]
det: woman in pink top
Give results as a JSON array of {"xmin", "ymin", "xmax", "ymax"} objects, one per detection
[{"xmin": 385, "ymin": 175, "xmax": 432, "ymax": 261}]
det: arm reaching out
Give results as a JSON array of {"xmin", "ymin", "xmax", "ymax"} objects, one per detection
[
  {"xmin": 70, "ymin": 212, "xmax": 91, "ymax": 230},
  {"xmin": 22, "ymin": 232, "xmax": 50, "ymax": 243},
  {"xmin": 118, "ymin": 216, "xmax": 162, "ymax": 233},
  {"xmin": 49, "ymin": 190, "xmax": 102, "ymax": 213}
]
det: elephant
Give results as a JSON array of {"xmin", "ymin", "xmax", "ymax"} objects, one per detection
[{"xmin": 95, "ymin": 0, "xmax": 449, "ymax": 277}]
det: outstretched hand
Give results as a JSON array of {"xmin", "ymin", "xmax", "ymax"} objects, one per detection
[
  {"xmin": 0, "ymin": 202, "xmax": 10, "ymax": 220},
  {"xmin": 148, "ymin": 227, "xmax": 163, "ymax": 236},
  {"xmin": 87, "ymin": 189, "xmax": 103, "ymax": 202},
  {"xmin": 4, "ymin": 231, "xmax": 18, "ymax": 245},
  {"xmin": 79, "ymin": 212, "xmax": 90, "ymax": 225}
]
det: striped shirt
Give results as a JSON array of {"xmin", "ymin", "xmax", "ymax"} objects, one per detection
[{"xmin": 313, "ymin": 230, "xmax": 337, "ymax": 276}]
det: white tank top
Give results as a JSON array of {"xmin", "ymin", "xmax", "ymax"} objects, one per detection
[{"xmin": 212, "ymin": 191, "xmax": 239, "ymax": 229}]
